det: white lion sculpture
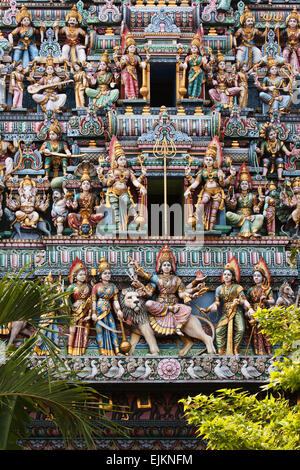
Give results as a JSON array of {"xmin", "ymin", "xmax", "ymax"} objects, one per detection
[{"xmin": 119, "ymin": 287, "xmax": 216, "ymax": 356}]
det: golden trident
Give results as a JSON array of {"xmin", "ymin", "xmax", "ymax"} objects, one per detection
[{"xmin": 153, "ymin": 109, "xmax": 177, "ymax": 236}]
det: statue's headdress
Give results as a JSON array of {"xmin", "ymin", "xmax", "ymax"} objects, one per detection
[
  {"xmin": 222, "ymin": 256, "xmax": 240, "ymax": 283},
  {"xmin": 99, "ymin": 50, "xmax": 110, "ymax": 65},
  {"xmin": 216, "ymin": 50, "xmax": 225, "ymax": 63},
  {"xmin": 253, "ymin": 257, "xmax": 271, "ymax": 287},
  {"xmin": 49, "ymin": 119, "xmax": 62, "ymax": 136},
  {"xmin": 66, "ymin": 5, "xmax": 82, "ymax": 24},
  {"xmin": 19, "ymin": 175, "xmax": 36, "ymax": 187},
  {"xmin": 109, "ymin": 136, "xmax": 127, "ymax": 169},
  {"xmin": 204, "ymin": 136, "xmax": 223, "ymax": 168},
  {"xmin": 286, "ymin": 7, "xmax": 300, "ymax": 25},
  {"xmin": 98, "ymin": 256, "xmax": 110, "ymax": 274},
  {"xmin": 239, "ymin": 6, "xmax": 255, "ymax": 25},
  {"xmin": 80, "ymin": 168, "xmax": 91, "ymax": 182},
  {"xmin": 68, "ymin": 257, "xmax": 88, "ymax": 284},
  {"xmin": 16, "ymin": 5, "xmax": 32, "ymax": 24},
  {"xmin": 236, "ymin": 162, "xmax": 253, "ymax": 190},
  {"xmin": 156, "ymin": 244, "xmax": 176, "ymax": 273}
]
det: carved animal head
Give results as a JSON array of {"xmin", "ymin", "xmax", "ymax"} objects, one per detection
[
  {"xmin": 279, "ymin": 281, "xmax": 295, "ymax": 300},
  {"xmin": 119, "ymin": 287, "xmax": 148, "ymax": 326}
]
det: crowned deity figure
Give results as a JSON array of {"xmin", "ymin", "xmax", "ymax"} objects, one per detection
[
  {"xmin": 234, "ymin": 6, "xmax": 265, "ymax": 71},
  {"xmin": 253, "ymin": 56, "xmax": 293, "ymax": 122},
  {"xmin": 177, "ymin": 32, "xmax": 208, "ymax": 99},
  {"xmin": 279, "ymin": 7, "xmax": 300, "ymax": 76},
  {"xmin": 91, "ymin": 257, "xmax": 124, "ymax": 356},
  {"xmin": 129, "ymin": 245, "xmax": 198, "ymax": 337},
  {"xmin": 184, "ymin": 136, "xmax": 236, "ymax": 232},
  {"xmin": 113, "ymin": 32, "xmax": 150, "ymax": 100},
  {"xmin": 29, "ymin": 56, "xmax": 69, "ymax": 114},
  {"xmin": 54, "ymin": 5, "xmax": 88, "ymax": 65},
  {"xmin": 208, "ymin": 51, "xmax": 242, "ymax": 110},
  {"xmin": 207, "ymin": 257, "xmax": 255, "ymax": 355},
  {"xmin": 67, "ymin": 168, "xmax": 104, "ymax": 237},
  {"xmin": 97, "ymin": 137, "xmax": 147, "ymax": 232},
  {"xmin": 85, "ymin": 50, "xmax": 119, "ymax": 109},
  {"xmin": 39, "ymin": 120, "xmax": 71, "ymax": 179},
  {"xmin": 8, "ymin": 5, "xmax": 45, "ymax": 68},
  {"xmin": 226, "ymin": 163, "xmax": 264, "ymax": 238},
  {"xmin": 247, "ymin": 258, "xmax": 274, "ymax": 355},
  {"xmin": 5, "ymin": 175, "xmax": 49, "ymax": 231},
  {"xmin": 255, "ymin": 123, "xmax": 296, "ymax": 181},
  {"xmin": 66, "ymin": 258, "xmax": 91, "ymax": 356}
]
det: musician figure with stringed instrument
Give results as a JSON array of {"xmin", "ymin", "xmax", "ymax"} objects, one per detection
[
  {"xmin": 39, "ymin": 120, "xmax": 71, "ymax": 180},
  {"xmin": 28, "ymin": 56, "xmax": 73, "ymax": 114}
]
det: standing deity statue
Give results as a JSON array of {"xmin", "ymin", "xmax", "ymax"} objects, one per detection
[
  {"xmin": 97, "ymin": 137, "xmax": 147, "ymax": 232},
  {"xmin": 233, "ymin": 63, "xmax": 250, "ymax": 108},
  {"xmin": 9, "ymin": 60, "xmax": 30, "ymax": 109},
  {"xmin": 226, "ymin": 163, "xmax": 264, "ymax": 238},
  {"xmin": 279, "ymin": 7, "xmax": 300, "ymax": 76},
  {"xmin": 0, "ymin": 134, "xmax": 18, "ymax": 177},
  {"xmin": 8, "ymin": 5, "xmax": 45, "ymax": 68},
  {"xmin": 66, "ymin": 258, "xmax": 91, "ymax": 356},
  {"xmin": 208, "ymin": 51, "xmax": 242, "ymax": 110},
  {"xmin": 177, "ymin": 33, "xmax": 208, "ymax": 99},
  {"xmin": 262, "ymin": 181, "xmax": 278, "ymax": 236},
  {"xmin": 253, "ymin": 56, "xmax": 293, "ymax": 123},
  {"xmin": 5, "ymin": 175, "xmax": 49, "ymax": 231},
  {"xmin": 67, "ymin": 169, "xmax": 104, "ymax": 237},
  {"xmin": 255, "ymin": 123, "xmax": 296, "ymax": 181},
  {"xmin": 85, "ymin": 50, "xmax": 119, "ymax": 109},
  {"xmin": 91, "ymin": 257, "xmax": 124, "ymax": 356},
  {"xmin": 54, "ymin": 5, "xmax": 88, "ymax": 65},
  {"xmin": 70, "ymin": 62, "xmax": 88, "ymax": 108},
  {"xmin": 184, "ymin": 136, "xmax": 236, "ymax": 231},
  {"xmin": 29, "ymin": 56, "xmax": 70, "ymax": 114},
  {"xmin": 234, "ymin": 6, "xmax": 265, "ymax": 71},
  {"xmin": 113, "ymin": 33, "xmax": 150, "ymax": 100},
  {"xmin": 207, "ymin": 257, "xmax": 254, "ymax": 355},
  {"xmin": 39, "ymin": 120, "xmax": 71, "ymax": 179},
  {"xmin": 247, "ymin": 258, "xmax": 274, "ymax": 355}
]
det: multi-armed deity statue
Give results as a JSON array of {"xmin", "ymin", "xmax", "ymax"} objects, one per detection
[{"xmin": 0, "ymin": 1, "xmax": 298, "ymax": 366}]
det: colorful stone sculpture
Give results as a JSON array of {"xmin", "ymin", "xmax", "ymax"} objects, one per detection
[{"xmin": 207, "ymin": 256, "xmax": 254, "ymax": 355}]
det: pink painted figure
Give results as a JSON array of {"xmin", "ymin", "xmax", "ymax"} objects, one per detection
[
  {"xmin": 9, "ymin": 60, "xmax": 29, "ymax": 109},
  {"xmin": 279, "ymin": 8, "xmax": 300, "ymax": 76},
  {"xmin": 113, "ymin": 33, "xmax": 149, "ymax": 100}
]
